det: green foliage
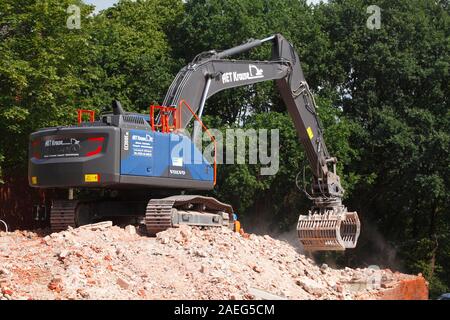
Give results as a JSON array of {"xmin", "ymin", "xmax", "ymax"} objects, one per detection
[
  {"xmin": 0, "ymin": 0, "xmax": 183, "ymax": 175},
  {"xmin": 0, "ymin": 0, "xmax": 93, "ymax": 173},
  {"xmin": 172, "ymin": 0, "xmax": 328, "ymax": 124},
  {"xmin": 82, "ymin": 0, "xmax": 183, "ymax": 112},
  {"xmin": 314, "ymin": 0, "xmax": 450, "ymax": 296},
  {"xmin": 408, "ymin": 238, "xmax": 449, "ymax": 296}
]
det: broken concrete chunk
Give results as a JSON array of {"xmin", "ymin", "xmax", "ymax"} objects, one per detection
[
  {"xmin": 295, "ymin": 277, "xmax": 326, "ymax": 296},
  {"xmin": 116, "ymin": 278, "xmax": 130, "ymax": 290},
  {"xmin": 79, "ymin": 221, "xmax": 113, "ymax": 231},
  {"xmin": 124, "ymin": 225, "xmax": 136, "ymax": 235},
  {"xmin": 58, "ymin": 249, "xmax": 70, "ymax": 260},
  {"xmin": 248, "ymin": 287, "xmax": 287, "ymax": 300}
]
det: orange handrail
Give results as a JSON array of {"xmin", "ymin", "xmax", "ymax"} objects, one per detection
[
  {"xmin": 77, "ymin": 109, "xmax": 95, "ymax": 124},
  {"xmin": 178, "ymin": 99, "xmax": 217, "ymax": 186},
  {"xmin": 150, "ymin": 105, "xmax": 178, "ymax": 133}
]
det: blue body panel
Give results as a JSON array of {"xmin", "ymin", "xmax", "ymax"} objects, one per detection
[{"xmin": 120, "ymin": 129, "xmax": 213, "ymax": 183}]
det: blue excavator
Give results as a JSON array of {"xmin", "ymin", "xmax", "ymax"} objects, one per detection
[{"xmin": 28, "ymin": 34, "xmax": 360, "ymax": 251}]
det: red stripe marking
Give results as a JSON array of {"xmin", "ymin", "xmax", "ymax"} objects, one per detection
[
  {"xmin": 88, "ymin": 137, "xmax": 105, "ymax": 142},
  {"xmin": 86, "ymin": 146, "xmax": 102, "ymax": 157}
]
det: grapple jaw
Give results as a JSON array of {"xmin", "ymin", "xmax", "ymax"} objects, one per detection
[{"xmin": 297, "ymin": 200, "xmax": 360, "ymax": 251}]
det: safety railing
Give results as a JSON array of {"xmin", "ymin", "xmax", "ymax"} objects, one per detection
[
  {"xmin": 178, "ymin": 99, "xmax": 217, "ymax": 186},
  {"xmin": 77, "ymin": 109, "xmax": 95, "ymax": 124},
  {"xmin": 150, "ymin": 105, "xmax": 178, "ymax": 133}
]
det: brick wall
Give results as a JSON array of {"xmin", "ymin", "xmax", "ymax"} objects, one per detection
[{"xmin": 0, "ymin": 175, "xmax": 49, "ymax": 231}]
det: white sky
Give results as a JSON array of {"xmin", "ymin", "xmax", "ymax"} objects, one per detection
[
  {"xmin": 84, "ymin": 0, "xmax": 119, "ymax": 12},
  {"xmin": 84, "ymin": 0, "xmax": 327, "ymax": 13}
]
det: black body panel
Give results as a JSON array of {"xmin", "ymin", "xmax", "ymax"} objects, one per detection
[
  {"xmin": 29, "ymin": 125, "xmax": 213, "ymax": 190},
  {"xmin": 29, "ymin": 126, "xmax": 120, "ymax": 188}
]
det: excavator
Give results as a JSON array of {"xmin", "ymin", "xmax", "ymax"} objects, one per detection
[{"xmin": 28, "ymin": 34, "xmax": 360, "ymax": 251}]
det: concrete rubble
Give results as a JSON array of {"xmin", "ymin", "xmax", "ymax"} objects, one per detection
[{"xmin": 0, "ymin": 225, "xmax": 426, "ymax": 300}]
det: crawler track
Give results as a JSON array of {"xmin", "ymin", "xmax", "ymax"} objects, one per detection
[
  {"xmin": 50, "ymin": 200, "xmax": 78, "ymax": 232},
  {"xmin": 145, "ymin": 195, "xmax": 234, "ymax": 235},
  {"xmin": 145, "ymin": 199, "xmax": 175, "ymax": 236}
]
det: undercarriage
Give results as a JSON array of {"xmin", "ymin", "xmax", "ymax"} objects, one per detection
[{"xmin": 48, "ymin": 194, "xmax": 235, "ymax": 235}]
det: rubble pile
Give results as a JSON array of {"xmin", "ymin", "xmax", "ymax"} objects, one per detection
[{"xmin": 0, "ymin": 225, "xmax": 422, "ymax": 300}]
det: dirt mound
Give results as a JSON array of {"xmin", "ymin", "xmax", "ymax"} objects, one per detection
[{"xmin": 0, "ymin": 225, "xmax": 425, "ymax": 300}]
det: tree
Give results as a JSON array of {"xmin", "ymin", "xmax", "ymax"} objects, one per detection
[
  {"xmin": 81, "ymin": 0, "xmax": 184, "ymax": 113},
  {"xmin": 172, "ymin": 0, "xmax": 329, "ymax": 124},
  {"xmin": 0, "ymin": 0, "xmax": 94, "ymax": 175},
  {"xmin": 0, "ymin": 0, "xmax": 185, "ymax": 175},
  {"xmin": 314, "ymin": 0, "xmax": 449, "ymax": 296}
]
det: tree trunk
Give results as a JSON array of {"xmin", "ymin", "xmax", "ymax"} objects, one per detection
[{"xmin": 428, "ymin": 205, "xmax": 438, "ymax": 279}]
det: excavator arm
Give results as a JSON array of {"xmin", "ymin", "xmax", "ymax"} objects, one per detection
[{"xmin": 164, "ymin": 34, "xmax": 360, "ymax": 251}]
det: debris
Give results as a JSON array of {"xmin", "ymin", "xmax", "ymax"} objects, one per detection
[
  {"xmin": 193, "ymin": 250, "xmax": 207, "ymax": 258},
  {"xmin": 77, "ymin": 288, "xmax": 90, "ymax": 298},
  {"xmin": 381, "ymin": 282, "xmax": 396, "ymax": 289},
  {"xmin": 0, "ymin": 225, "xmax": 426, "ymax": 300},
  {"xmin": 180, "ymin": 226, "xmax": 191, "ymax": 238},
  {"xmin": 295, "ymin": 277, "xmax": 326, "ymax": 296},
  {"xmin": 78, "ymin": 221, "xmax": 113, "ymax": 231},
  {"xmin": 58, "ymin": 250, "xmax": 70, "ymax": 260},
  {"xmin": 252, "ymin": 265, "xmax": 263, "ymax": 273},
  {"xmin": 117, "ymin": 278, "xmax": 130, "ymax": 290},
  {"xmin": 157, "ymin": 234, "xmax": 170, "ymax": 244},
  {"xmin": 229, "ymin": 293, "xmax": 243, "ymax": 300},
  {"xmin": 125, "ymin": 225, "xmax": 136, "ymax": 236},
  {"xmin": 0, "ymin": 268, "xmax": 10, "ymax": 276},
  {"xmin": 335, "ymin": 283, "xmax": 344, "ymax": 293},
  {"xmin": 138, "ymin": 289, "xmax": 146, "ymax": 298},
  {"xmin": 48, "ymin": 277, "xmax": 63, "ymax": 293},
  {"xmin": 248, "ymin": 287, "xmax": 287, "ymax": 300},
  {"xmin": 1, "ymin": 287, "xmax": 13, "ymax": 296}
]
